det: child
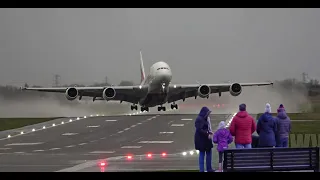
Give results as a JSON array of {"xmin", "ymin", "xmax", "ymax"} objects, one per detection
[{"xmin": 213, "ymin": 121, "xmax": 233, "ymax": 172}]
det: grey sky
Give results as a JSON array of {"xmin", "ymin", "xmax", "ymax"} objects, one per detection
[{"xmin": 0, "ymin": 8, "xmax": 319, "ymax": 87}]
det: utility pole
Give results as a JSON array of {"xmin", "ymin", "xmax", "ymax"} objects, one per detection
[
  {"xmin": 302, "ymin": 72, "xmax": 308, "ymax": 83},
  {"xmin": 53, "ymin": 74, "xmax": 60, "ymax": 87}
]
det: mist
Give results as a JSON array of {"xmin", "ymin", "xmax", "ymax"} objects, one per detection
[{"xmin": 0, "ymin": 95, "xmax": 131, "ymax": 118}]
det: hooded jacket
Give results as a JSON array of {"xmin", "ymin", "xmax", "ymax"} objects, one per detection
[
  {"xmin": 213, "ymin": 122, "xmax": 233, "ymax": 152},
  {"xmin": 229, "ymin": 111, "xmax": 256, "ymax": 144},
  {"xmin": 257, "ymin": 112, "xmax": 277, "ymax": 147},
  {"xmin": 194, "ymin": 107, "xmax": 213, "ymax": 151},
  {"xmin": 275, "ymin": 109, "xmax": 291, "ymax": 139}
]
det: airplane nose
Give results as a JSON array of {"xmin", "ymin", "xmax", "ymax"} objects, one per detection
[{"xmin": 157, "ymin": 70, "xmax": 172, "ymax": 82}]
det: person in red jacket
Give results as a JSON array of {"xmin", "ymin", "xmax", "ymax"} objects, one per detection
[{"xmin": 229, "ymin": 103, "xmax": 256, "ymax": 148}]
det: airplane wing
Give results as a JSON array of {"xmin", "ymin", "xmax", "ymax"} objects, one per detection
[
  {"xmin": 21, "ymin": 85, "xmax": 148, "ymax": 104},
  {"xmin": 167, "ymin": 82, "xmax": 273, "ymax": 103}
]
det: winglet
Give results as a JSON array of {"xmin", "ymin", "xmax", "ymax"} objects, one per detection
[{"xmin": 140, "ymin": 50, "xmax": 146, "ymax": 85}]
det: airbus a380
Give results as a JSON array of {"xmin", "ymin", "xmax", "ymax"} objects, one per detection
[{"xmin": 22, "ymin": 51, "xmax": 273, "ymax": 112}]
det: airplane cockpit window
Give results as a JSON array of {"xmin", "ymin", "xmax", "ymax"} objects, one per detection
[{"xmin": 157, "ymin": 67, "xmax": 169, "ymax": 70}]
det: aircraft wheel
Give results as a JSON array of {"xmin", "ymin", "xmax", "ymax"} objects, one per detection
[{"xmin": 158, "ymin": 106, "xmax": 162, "ymax": 111}]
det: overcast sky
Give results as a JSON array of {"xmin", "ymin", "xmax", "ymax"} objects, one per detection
[{"xmin": 0, "ymin": 8, "xmax": 319, "ymax": 86}]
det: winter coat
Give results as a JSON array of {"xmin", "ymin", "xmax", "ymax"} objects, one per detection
[{"xmin": 229, "ymin": 111, "xmax": 256, "ymax": 144}]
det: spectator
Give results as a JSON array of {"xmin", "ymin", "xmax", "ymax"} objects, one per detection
[
  {"xmin": 213, "ymin": 121, "xmax": 233, "ymax": 172},
  {"xmin": 194, "ymin": 106, "xmax": 214, "ymax": 172},
  {"xmin": 229, "ymin": 103, "xmax": 256, "ymax": 149},
  {"xmin": 257, "ymin": 103, "xmax": 277, "ymax": 147},
  {"xmin": 275, "ymin": 104, "xmax": 291, "ymax": 147}
]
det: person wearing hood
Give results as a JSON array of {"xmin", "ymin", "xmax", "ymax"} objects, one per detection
[
  {"xmin": 229, "ymin": 103, "xmax": 256, "ymax": 148},
  {"xmin": 257, "ymin": 103, "xmax": 277, "ymax": 147},
  {"xmin": 213, "ymin": 121, "xmax": 233, "ymax": 172},
  {"xmin": 275, "ymin": 104, "xmax": 291, "ymax": 147},
  {"xmin": 194, "ymin": 106, "xmax": 214, "ymax": 172}
]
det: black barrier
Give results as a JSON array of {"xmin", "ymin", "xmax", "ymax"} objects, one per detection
[{"xmin": 223, "ymin": 147, "xmax": 319, "ymax": 172}]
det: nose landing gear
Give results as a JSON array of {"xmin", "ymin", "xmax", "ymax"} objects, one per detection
[
  {"xmin": 158, "ymin": 106, "xmax": 166, "ymax": 111},
  {"xmin": 141, "ymin": 106, "xmax": 149, "ymax": 112},
  {"xmin": 131, "ymin": 104, "xmax": 138, "ymax": 111}
]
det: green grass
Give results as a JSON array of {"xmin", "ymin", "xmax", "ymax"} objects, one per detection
[
  {"xmin": 290, "ymin": 121, "xmax": 320, "ymax": 134},
  {"xmin": 0, "ymin": 117, "xmax": 61, "ymax": 131}
]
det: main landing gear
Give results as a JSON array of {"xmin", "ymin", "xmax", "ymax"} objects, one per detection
[
  {"xmin": 171, "ymin": 103, "xmax": 178, "ymax": 110},
  {"xmin": 131, "ymin": 104, "xmax": 138, "ymax": 111},
  {"xmin": 141, "ymin": 106, "xmax": 149, "ymax": 112}
]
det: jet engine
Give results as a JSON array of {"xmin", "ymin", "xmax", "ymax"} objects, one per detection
[
  {"xmin": 65, "ymin": 87, "xmax": 78, "ymax": 100},
  {"xmin": 103, "ymin": 87, "xmax": 116, "ymax": 100},
  {"xmin": 229, "ymin": 83, "xmax": 242, "ymax": 96},
  {"xmin": 198, "ymin": 85, "xmax": 211, "ymax": 98}
]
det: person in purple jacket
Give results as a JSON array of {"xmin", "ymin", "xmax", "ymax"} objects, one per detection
[
  {"xmin": 275, "ymin": 104, "xmax": 291, "ymax": 147},
  {"xmin": 213, "ymin": 121, "xmax": 233, "ymax": 172}
]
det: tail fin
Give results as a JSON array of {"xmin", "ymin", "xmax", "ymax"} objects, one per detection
[{"xmin": 140, "ymin": 50, "xmax": 146, "ymax": 85}]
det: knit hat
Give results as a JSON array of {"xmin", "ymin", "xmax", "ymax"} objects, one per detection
[
  {"xmin": 239, "ymin": 103, "xmax": 246, "ymax": 111},
  {"xmin": 277, "ymin": 104, "xmax": 285, "ymax": 112},
  {"xmin": 265, "ymin": 103, "xmax": 271, "ymax": 113},
  {"xmin": 218, "ymin": 121, "xmax": 226, "ymax": 129}
]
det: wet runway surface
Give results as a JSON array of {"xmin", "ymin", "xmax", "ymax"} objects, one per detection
[{"xmin": 0, "ymin": 113, "xmax": 233, "ymax": 172}]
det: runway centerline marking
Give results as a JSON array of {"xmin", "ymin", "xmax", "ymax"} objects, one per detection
[
  {"xmin": 49, "ymin": 148, "xmax": 61, "ymax": 151},
  {"xmin": 105, "ymin": 120, "xmax": 117, "ymax": 122},
  {"xmin": 78, "ymin": 143, "xmax": 87, "ymax": 146},
  {"xmin": 118, "ymin": 131, "xmax": 124, "ymax": 133},
  {"xmin": 181, "ymin": 118, "xmax": 192, "ymax": 121},
  {"xmin": 121, "ymin": 146, "xmax": 142, "ymax": 149},
  {"xmin": 124, "ymin": 128, "xmax": 130, "ymax": 131},
  {"xmin": 33, "ymin": 150, "xmax": 44, "ymax": 152},
  {"xmin": 66, "ymin": 145, "xmax": 75, "ymax": 148},
  {"xmin": 62, "ymin": 133, "xmax": 78, "ymax": 136},
  {"xmin": 171, "ymin": 124, "xmax": 184, "ymax": 127},
  {"xmin": 138, "ymin": 141, "xmax": 174, "ymax": 144},
  {"xmin": 87, "ymin": 125, "xmax": 100, "ymax": 128},
  {"xmin": 0, "ymin": 148, "xmax": 11, "ymax": 150},
  {"xmin": 5, "ymin": 142, "xmax": 44, "ymax": 146},
  {"xmin": 89, "ymin": 151, "xmax": 115, "ymax": 154},
  {"xmin": 159, "ymin": 132, "xmax": 174, "ymax": 134}
]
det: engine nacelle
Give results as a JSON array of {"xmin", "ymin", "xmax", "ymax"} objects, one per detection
[
  {"xmin": 198, "ymin": 85, "xmax": 211, "ymax": 98},
  {"xmin": 229, "ymin": 83, "xmax": 242, "ymax": 96},
  {"xmin": 103, "ymin": 87, "xmax": 116, "ymax": 100},
  {"xmin": 65, "ymin": 87, "xmax": 78, "ymax": 100}
]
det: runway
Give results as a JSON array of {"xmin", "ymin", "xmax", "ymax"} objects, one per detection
[{"xmin": 0, "ymin": 112, "xmax": 236, "ymax": 172}]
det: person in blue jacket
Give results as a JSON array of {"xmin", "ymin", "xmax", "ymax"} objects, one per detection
[
  {"xmin": 275, "ymin": 104, "xmax": 291, "ymax": 147},
  {"xmin": 257, "ymin": 103, "xmax": 278, "ymax": 147},
  {"xmin": 194, "ymin": 106, "xmax": 214, "ymax": 172}
]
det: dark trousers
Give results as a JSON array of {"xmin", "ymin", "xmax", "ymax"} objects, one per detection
[
  {"xmin": 218, "ymin": 151, "xmax": 223, "ymax": 163},
  {"xmin": 199, "ymin": 149, "xmax": 213, "ymax": 172},
  {"xmin": 276, "ymin": 137, "xmax": 289, "ymax": 147}
]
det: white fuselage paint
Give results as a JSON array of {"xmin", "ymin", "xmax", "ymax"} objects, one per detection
[{"xmin": 140, "ymin": 61, "xmax": 173, "ymax": 107}]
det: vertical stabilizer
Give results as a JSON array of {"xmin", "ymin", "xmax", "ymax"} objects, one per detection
[{"xmin": 140, "ymin": 50, "xmax": 146, "ymax": 85}]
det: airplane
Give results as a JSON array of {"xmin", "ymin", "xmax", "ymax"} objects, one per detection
[{"xmin": 21, "ymin": 50, "xmax": 273, "ymax": 112}]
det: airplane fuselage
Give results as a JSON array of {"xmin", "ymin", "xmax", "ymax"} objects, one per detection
[{"xmin": 139, "ymin": 61, "xmax": 173, "ymax": 107}]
